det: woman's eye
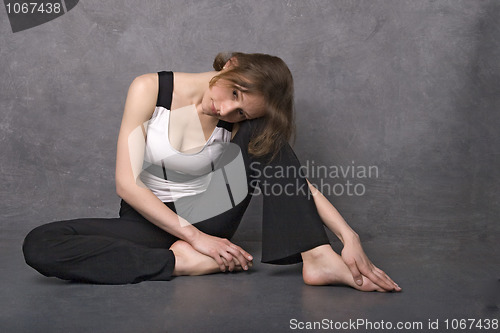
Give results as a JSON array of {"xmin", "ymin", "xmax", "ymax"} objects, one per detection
[
  {"xmin": 237, "ymin": 109, "xmax": 247, "ymax": 118},
  {"xmin": 232, "ymin": 90, "xmax": 238, "ymax": 99}
]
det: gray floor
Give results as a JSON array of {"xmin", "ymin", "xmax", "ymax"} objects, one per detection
[{"xmin": 1, "ymin": 216, "xmax": 498, "ymax": 333}]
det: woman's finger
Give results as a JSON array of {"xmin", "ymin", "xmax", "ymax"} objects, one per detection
[
  {"xmin": 227, "ymin": 243, "xmax": 253, "ymax": 270},
  {"xmin": 226, "ymin": 246, "xmax": 250, "ymax": 270},
  {"xmin": 212, "ymin": 251, "xmax": 226, "ymax": 272},
  {"xmin": 363, "ymin": 268, "xmax": 395, "ymax": 291},
  {"xmin": 345, "ymin": 260, "xmax": 363, "ymax": 286},
  {"xmin": 374, "ymin": 267, "xmax": 401, "ymax": 290},
  {"xmin": 229, "ymin": 243, "xmax": 253, "ymax": 262},
  {"xmin": 219, "ymin": 250, "xmax": 236, "ymax": 272}
]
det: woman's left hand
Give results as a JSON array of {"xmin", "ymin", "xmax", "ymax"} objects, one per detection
[{"xmin": 341, "ymin": 235, "xmax": 401, "ymax": 292}]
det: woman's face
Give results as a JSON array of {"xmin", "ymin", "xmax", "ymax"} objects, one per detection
[{"xmin": 201, "ymin": 80, "xmax": 267, "ymax": 123}]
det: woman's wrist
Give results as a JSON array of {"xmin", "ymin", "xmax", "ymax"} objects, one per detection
[
  {"xmin": 339, "ymin": 230, "xmax": 360, "ymax": 246},
  {"xmin": 183, "ymin": 225, "xmax": 202, "ymax": 244}
]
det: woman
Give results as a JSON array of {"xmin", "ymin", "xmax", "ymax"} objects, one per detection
[{"xmin": 23, "ymin": 52, "xmax": 401, "ymax": 292}]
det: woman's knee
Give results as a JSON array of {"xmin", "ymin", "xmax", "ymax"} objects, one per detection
[{"xmin": 22, "ymin": 223, "xmax": 62, "ymax": 274}]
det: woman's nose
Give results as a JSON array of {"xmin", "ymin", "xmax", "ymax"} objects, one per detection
[{"xmin": 219, "ymin": 101, "xmax": 237, "ymax": 116}]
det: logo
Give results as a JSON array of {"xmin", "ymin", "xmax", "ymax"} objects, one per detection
[{"xmin": 4, "ymin": 0, "xmax": 79, "ymax": 33}]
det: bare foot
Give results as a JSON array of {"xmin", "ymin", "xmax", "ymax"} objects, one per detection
[
  {"xmin": 170, "ymin": 240, "xmax": 245, "ymax": 276},
  {"xmin": 302, "ymin": 245, "xmax": 390, "ymax": 292}
]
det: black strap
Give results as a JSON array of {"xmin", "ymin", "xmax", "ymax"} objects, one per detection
[{"xmin": 157, "ymin": 71, "xmax": 174, "ymax": 109}]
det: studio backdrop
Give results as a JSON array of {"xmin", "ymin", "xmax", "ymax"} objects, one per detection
[{"xmin": 1, "ymin": 0, "xmax": 498, "ymax": 247}]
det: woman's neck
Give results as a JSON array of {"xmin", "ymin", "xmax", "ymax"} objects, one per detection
[{"xmin": 174, "ymin": 71, "xmax": 217, "ymax": 107}]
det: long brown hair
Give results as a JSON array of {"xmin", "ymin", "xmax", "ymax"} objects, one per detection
[{"xmin": 211, "ymin": 52, "xmax": 295, "ymax": 161}]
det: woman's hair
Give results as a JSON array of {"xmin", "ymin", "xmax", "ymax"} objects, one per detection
[{"xmin": 211, "ymin": 52, "xmax": 295, "ymax": 161}]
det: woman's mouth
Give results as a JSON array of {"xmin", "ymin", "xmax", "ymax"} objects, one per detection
[{"xmin": 211, "ymin": 101, "xmax": 218, "ymax": 115}]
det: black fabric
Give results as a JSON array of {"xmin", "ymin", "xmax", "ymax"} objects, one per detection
[
  {"xmin": 156, "ymin": 71, "xmax": 174, "ymax": 109},
  {"xmin": 22, "ymin": 198, "xmax": 251, "ymax": 284},
  {"xmin": 22, "ymin": 202, "xmax": 177, "ymax": 284},
  {"xmin": 231, "ymin": 119, "xmax": 330, "ymax": 264},
  {"xmin": 216, "ymin": 119, "xmax": 234, "ymax": 131}
]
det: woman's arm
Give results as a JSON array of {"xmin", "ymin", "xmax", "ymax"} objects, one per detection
[
  {"xmin": 115, "ymin": 74, "xmax": 252, "ymax": 272},
  {"xmin": 307, "ymin": 180, "xmax": 400, "ymax": 291},
  {"xmin": 306, "ymin": 180, "xmax": 358, "ymax": 244}
]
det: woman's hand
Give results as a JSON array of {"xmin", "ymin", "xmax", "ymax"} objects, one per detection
[
  {"xmin": 341, "ymin": 235, "xmax": 401, "ymax": 292},
  {"xmin": 189, "ymin": 232, "xmax": 253, "ymax": 272}
]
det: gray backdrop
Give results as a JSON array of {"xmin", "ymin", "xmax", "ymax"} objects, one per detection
[{"xmin": 1, "ymin": 1, "xmax": 499, "ymax": 250}]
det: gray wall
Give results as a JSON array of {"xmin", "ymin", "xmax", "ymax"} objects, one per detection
[{"xmin": 1, "ymin": 1, "xmax": 499, "ymax": 245}]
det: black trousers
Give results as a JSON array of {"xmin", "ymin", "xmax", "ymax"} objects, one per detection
[{"xmin": 22, "ymin": 119, "xmax": 330, "ymax": 284}]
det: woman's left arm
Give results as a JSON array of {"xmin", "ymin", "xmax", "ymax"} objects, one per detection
[{"xmin": 307, "ymin": 180, "xmax": 401, "ymax": 291}]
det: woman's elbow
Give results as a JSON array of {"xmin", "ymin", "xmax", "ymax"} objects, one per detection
[{"xmin": 115, "ymin": 178, "xmax": 131, "ymax": 200}]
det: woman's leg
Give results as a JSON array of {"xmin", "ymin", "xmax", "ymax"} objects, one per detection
[
  {"xmin": 22, "ymin": 200, "xmax": 178, "ymax": 284},
  {"xmin": 232, "ymin": 119, "xmax": 381, "ymax": 290},
  {"xmin": 233, "ymin": 120, "xmax": 330, "ymax": 264}
]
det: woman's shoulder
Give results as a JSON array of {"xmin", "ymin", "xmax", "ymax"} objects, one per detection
[
  {"xmin": 130, "ymin": 72, "xmax": 158, "ymax": 89},
  {"xmin": 125, "ymin": 73, "xmax": 160, "ymax": 105}
]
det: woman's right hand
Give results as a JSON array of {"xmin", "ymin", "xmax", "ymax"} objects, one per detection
[{"xmin": 189, "ymin": 232, "xmax": 253, "ymax": 272}]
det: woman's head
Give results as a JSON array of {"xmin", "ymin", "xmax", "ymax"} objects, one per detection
[{"xmin": 210, "ymin": 52, "xmax": 295, "ymax": 160}]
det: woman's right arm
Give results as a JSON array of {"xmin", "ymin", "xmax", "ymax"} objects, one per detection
[{"xmin": 115, "ymin": 74, "xmax": 252, "ymax": 272}]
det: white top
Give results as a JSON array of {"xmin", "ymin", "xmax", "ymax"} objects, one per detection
[{"xmin": 139, "ymin": 105, "xmax": 233, "ymax": 202}]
